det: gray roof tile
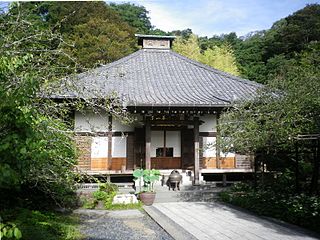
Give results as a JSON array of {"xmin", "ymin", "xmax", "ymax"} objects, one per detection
[{"xmin": 55, "ymin": 49, "xmax": 262, "ymax": 107}]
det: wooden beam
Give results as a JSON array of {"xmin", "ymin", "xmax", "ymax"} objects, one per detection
[
  {"xmin": 108, "ymin": 115, "xmax": 112, "ymax": 170},
  {"xmin": 194, "ymin": 117, "xmax": 200, "ymax": 185},
  {"xmin": 216, "ymin": 112, "xmax": 221, "ymax": 169},
  {"xmin": 145, "ymin": 117, "xmax": 151, "ymax": 170},
  {"xmin": 163, "ymin": 130, "xmax": 166, "ymax": 157}
]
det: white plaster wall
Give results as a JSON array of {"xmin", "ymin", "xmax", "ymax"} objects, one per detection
[
  {"xmin": 75, "ymin": 111, "xmax": 109, "ymax": 132},
  {"xmin": 203, "ymin": 137, "xmax": 216, "ymax": 157},
  {"xmin": 221, "ymin": 152, "xmax": 235, "ymax": 157},
  {"xmin": 91, "ymin": 137, "xmax": 108, "ymax": 158},
  {"xmin": 166, "ymin": 131, "xmax": 181, "ymax": 157},
  {"xmin": 151, "ymin": 131, "xmax": 164, "ymax": 157},
  {"xmin": 112, "ymin": 136, "xmax": 127, "ymax": 157},
  {"xmin": 202, "ymin": 136, "xmax": 235, "ymax": 157},
  {"xmin": 75, "ymin": 111, "xmax": 142, "ymax": 133},
  {"xmin": 112, "ymin": 119, "xmax": 134, "ymax": 132},
  {"xmin": 199, "ymin": 115, "xmax": 217, "ymax": 132}
]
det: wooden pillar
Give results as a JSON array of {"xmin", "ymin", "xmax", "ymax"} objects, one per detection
[
  {"xmin": 108, "ymin": 115, "xmax": 112, "ymax": 170},
  {"xmin": 163, "ymin": 130, "xmax": 166, "ymax": 157},
  {"xmin": 145, "ymin": 117, "xmax": 151, "ymax": 170},
  {"xmin": 194, "ymin": 117, "xmax": 200, "ymax": 185},
  {"xmin": 216, "ymin": 111, "xmax": 221, "ymax": 169},
  {"xmin": 222, "ymin": 173, "xmax": 227, "ymax": 187}
]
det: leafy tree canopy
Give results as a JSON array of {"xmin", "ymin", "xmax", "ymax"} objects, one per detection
[
  {"xmin": 173, "ymin": 34, "xmax": 240, "ymax": 75},
  {"xmin": 219, "ymin": 42, "xmax": 320, "ymax": 159},
  {"xmin": 10, "ymin": 1, "xmax": 137, "ymax": 70},
  {"xmin": 109, "ymin": 2, "xmax": 152, "ymax": 34},
  {"xmin": 0, "ymin": 2, "xmax": 79, "ymax": 208}
]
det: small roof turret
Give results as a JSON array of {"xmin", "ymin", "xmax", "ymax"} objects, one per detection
[{"xmin": 135, "ymin": 34, "xmax": 176, "ymax": 49}]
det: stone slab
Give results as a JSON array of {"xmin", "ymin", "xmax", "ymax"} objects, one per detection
[
  {"xmin": 143, "ymin": 205, "xmax": 197, "ymax": 240},
  {"xmin": 149, "ymin": 202, "xmax": 320, "ymax": 240},
  {"xmin": 108, "ymin": 209, "xmax": 144, "ymax": 218}
]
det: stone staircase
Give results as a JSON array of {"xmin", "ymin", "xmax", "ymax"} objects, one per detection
[{"xmin": 153, "ymin": 183, "xmax": 225, "ymax": 203}]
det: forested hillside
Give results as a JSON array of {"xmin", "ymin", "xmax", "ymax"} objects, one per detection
[
  {"xmin": 110, "ymin": 3, "xmax": 320, "ymax": 84},
  {"xmin": 4, "ymin": 2, "xmax": 319, "ymax": 81}
]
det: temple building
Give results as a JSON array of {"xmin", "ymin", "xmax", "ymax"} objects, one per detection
[{"xmin": 54, "ymin": 34, "xmax": 261, "ymax": 184}]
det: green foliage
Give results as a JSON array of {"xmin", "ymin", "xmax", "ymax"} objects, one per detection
[
  {"xmin": 200, "ymin": 44, "xmax": 239, "ymax": 76},
  {"xmin": 173, "ymin": 34, "xmax": 240, "ymax": 75},
  {"xmin": 219, "ymin": 182, "xmax": 320, "ymax": 232},
  {"xmin": 66, "ymin": 17, "xmax": 135, "ymax": 67},
  {"xmin": 264, "ymin": 4, "xmax": 320, "ymax": 59},
  {"xmin": 0, "ymin": 54, "xmax": 78, "ymax": 208},
  {"xmin": 109, "ymin": 3, "xmax": 152, "ymax": 34},
  {"xmin": 1, "ymin": 209, "xmax": 81, "ymax": 240},
  {"xmin": 219, "ymin": 43, "xmax": 320, "ymax": 160},
  {"xmin": 98, "ymin": 182, "xmax": 118, "ymax": 194},
  {"xmin": 109, "ymin": 202, "xmax": 143, "ymax": 211},
  {"xmin": 173, "ymin": 34, "xmax": 202, "ymax": 60},
  {"xmin": 133, "ymin": 169, "xmax": 161, "ymax": 192},
  {"xmin": 13, "ymin": 1, "xmax": 136, "ymax": 70},
  {"xmin": 93, "ymin": 191, "xmax": 108, "ymax": 202},
  {"xmin": 83, "ymin": 182, "xmax": 119, "ymax": 209},
  {"xmin": 0, "ymin": 222, "xmax": 22, "ymax": 239},
  {"xmin": 170, "ymin": 28, "xmax": 193, "ymax": 39},
  {"xmin": 0, "ymin": 3, "xmax": 80, "ymax": 209}
]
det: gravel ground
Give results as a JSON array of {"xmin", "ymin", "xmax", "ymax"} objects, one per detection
[{"xmin": 74, "ymin": 209, "xmax": 174, "ymax": 240}]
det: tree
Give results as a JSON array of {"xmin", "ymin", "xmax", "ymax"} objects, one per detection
[
  {"xmin": 173, "ymin": 34, "xmax": 240, "ymax": 75},
  {"xmin": 109, "ymin": 3, "xmax": 152, "ymax": 34},
  {"xmin": 65, "ymin": 17, "xmax": 135, "ymax": 67},
  {"xmin": 172, "ymin": 34, "xmax": 202, "ymax": 60},
  {"xmin": 0, "ymin": 2, "xmax": 80, "ymax": 208},
  {"xmin": 200, "ymin": 44, "xmax": 239, "ymax": 76},
  {"xmin": 15, "ymin": 2, "xmax": 136, "ymax": 70},
  {"xmin": 234, "ymin": 31, "xmax": 267, "ymax": 83},
  {"xmin": 170, "ymin": 28, "xmax": 193, "ymax": 39},
  {"xmin": 219, "ymin": 42, "xmax": 320, "ymax": 171},
  {"xmin": 264, "ymin": 4, "xmax": 320, "ymax": 59}
]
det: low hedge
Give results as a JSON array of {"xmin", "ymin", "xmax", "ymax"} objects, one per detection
[{"xmin": 219, "ymin": 183, "xmax": 320, "ymax": 233}]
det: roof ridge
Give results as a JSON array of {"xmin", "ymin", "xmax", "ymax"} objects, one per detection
[{"xmin": 169, "ymin": 50, "xmax": 262, "ymax": 88}]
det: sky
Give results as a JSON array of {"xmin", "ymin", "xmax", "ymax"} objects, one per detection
[{"xmin": 106, "ymin": 0, "xmax": 320, "ymax": 37}]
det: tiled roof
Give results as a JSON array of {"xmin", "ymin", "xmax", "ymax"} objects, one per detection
[{"xmin": 56, "ymin": 49, "xmax": 262, "ymax": 107}]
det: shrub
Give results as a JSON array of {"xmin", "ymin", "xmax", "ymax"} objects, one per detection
[
  {"xmin": 219, "ymin": 182, "xmax": 320, "ymax": 232},
  {"xmin": 1, "ymin": 209, "xmax": 81, "ymax": 240}
]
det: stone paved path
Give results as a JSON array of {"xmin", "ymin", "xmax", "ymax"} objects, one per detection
[{"xmin": 144, "ymin": 202, "xmax": 320, "ymax": 240}]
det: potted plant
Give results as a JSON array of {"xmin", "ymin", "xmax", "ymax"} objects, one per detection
[{"xmin": 133, "ymin": 169, "xmax": 161, "ymax": 206}]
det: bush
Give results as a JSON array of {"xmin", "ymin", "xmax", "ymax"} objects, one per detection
[
  {"xmin": 82, "ymin": 182, "xmax": 141, "ymax": 210},
  {"xmin": 1, "ymin": 209, "xmax": 81, "ymax": 240},
  {"xmin": 219, "ymin": 182, "xmax": 320, "ymax": 232},
  {"xmin": 0, "ymin": 222, "xmax": 22, "ymax": 239},
  {"xmin": 98, "ymin": 182, "xmax": 118, "ymax": 194}
]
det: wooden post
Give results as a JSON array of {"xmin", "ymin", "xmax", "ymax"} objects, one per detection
[
  {"xmin": 216, "ymin": 112, "xmax": 221, "ymax": 169},
  {"xmin": 145, "ymin": 117, "xmax": 151, "ymax": 170},
  {"xmin": 194, "ymin": 117, "xmax": 200, "ymax": 185},
  {"xmin": 108, "ymin": 115, "xmax": 112, "ymax": 170},
  {"xmin": 222, "ymin": 173, "xmax": 227, "ymax": 187},
  {"xmin": 163, "ymin": 130, "xmax": 167, "ymax": 157}
]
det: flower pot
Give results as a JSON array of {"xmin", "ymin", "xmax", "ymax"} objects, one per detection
[{"xmin": 139, "ymin": 192, "xmax": 156, "ymax": 206}]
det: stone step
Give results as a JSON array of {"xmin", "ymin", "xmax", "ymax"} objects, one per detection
[{"xmin": 153, "ymin": 184, "xmax": 224, "ymax": 203}]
